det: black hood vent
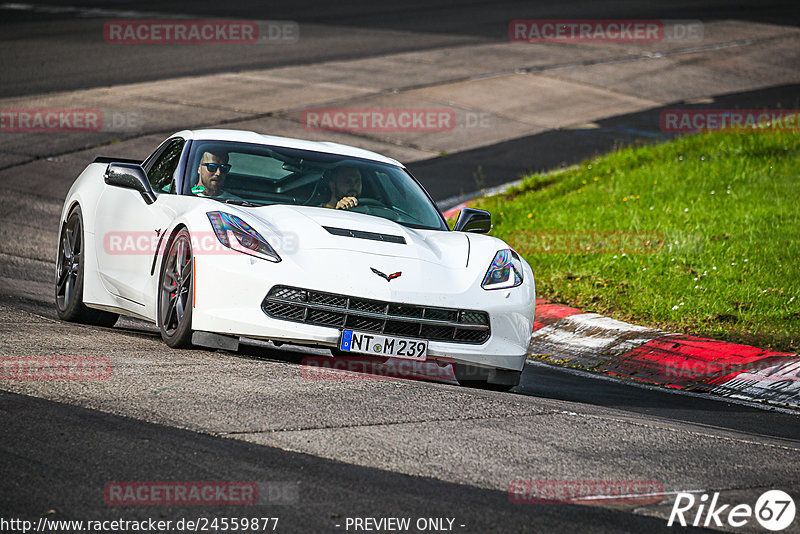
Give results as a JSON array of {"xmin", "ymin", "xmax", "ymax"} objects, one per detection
[{"xmin": 324, "ymin": 226, "xmax": 405, "ymax": 244}]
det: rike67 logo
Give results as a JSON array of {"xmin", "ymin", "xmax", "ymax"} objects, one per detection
[{"xmin": 668, "ymin": 490, "xmax": 795, "ymax": 531}]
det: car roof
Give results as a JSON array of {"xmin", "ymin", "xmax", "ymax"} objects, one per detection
[{"xmin": 173, "ymin": 129, "xmax": 403, "ymax": 167}]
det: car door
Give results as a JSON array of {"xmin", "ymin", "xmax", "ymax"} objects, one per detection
[{"xmin": 94, "ymin": 138, "xmax": 186, "ymax": 316}]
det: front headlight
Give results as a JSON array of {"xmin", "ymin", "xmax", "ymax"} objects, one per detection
[
  {"xmin": 207, "ymin": 211, "xmax": 281, "ymax": 263},
  {"xmin": 482, "ymin": 249, "xmax": 523, "ymax": 290}
]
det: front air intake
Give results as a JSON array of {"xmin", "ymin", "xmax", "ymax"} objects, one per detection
[{"xmin": 262, "ymin": 285, "xmax": 490, "ymax": 344}]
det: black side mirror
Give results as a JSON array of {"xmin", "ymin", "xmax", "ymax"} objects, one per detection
[
  {"xmin": 453, "ymin": 208, "xmax": 491, "ymax": 233},
  {"xmin": 105, "ymin": 163, "xmax": 156, "ymax": 204}
]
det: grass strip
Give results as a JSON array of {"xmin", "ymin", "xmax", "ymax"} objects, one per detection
[{"xmin": 469, "ymin": 128, "xmax": 800, "ymax": 352}]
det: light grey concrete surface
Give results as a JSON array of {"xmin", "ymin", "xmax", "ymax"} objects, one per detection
[
  {"xmin": 542, "ymin": 36, "xmax": 800, "ymax": 103},
  {"xmin": 280, "ymin": 89, "xmax": 547, "ymax": 154},
  {"xmin": 2, "ymin": 20, "xmax": 798, "ymax": 172},
  {"xmin": 410, "ymin": 73, "xmax": 659, "ymax": 128}
]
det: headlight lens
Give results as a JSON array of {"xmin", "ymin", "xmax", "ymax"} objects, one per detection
[
  {"xmin": 482, "ymin": 249, "xmax": 523, "ymax": 290},
  {"xmin": 207, "ymin": 211, "xmax": 281, "ymax": 262}
]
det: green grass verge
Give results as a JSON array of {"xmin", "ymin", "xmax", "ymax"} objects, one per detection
[{"xmin": 469, "ymin": 129, "xmax": 800, "ymax": 352}]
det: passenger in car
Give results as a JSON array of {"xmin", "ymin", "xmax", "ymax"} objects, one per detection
[{"xmin": 323, "ymin": 165, "xmax": 362, "ymax": 210}]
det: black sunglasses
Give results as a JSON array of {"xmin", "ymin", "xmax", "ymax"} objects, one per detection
[{"xmin": 202, "ymin": 162, "xmax": 231, "ymax": 174}]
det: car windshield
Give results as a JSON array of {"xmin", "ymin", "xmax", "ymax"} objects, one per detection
[{"xmin": 183, "ymin": 140, "xmax": 447, "ymax": 231}]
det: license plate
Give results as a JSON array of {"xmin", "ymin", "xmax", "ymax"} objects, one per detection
[{"xmin": 339, "ymin": 330, "xmax": 427, "ymax": 361}]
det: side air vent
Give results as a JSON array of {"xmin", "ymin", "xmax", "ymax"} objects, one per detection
[{"xmin": 323, "ymin": 226, "xmax": 406, "ymax": 244}]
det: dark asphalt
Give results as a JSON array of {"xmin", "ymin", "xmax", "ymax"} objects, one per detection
[
  {"xmin": 519, "ymin": 361, "xmax": 800, "ymax": 443},
  {"xmin": 233, "ymin": 340, "xmax": 800, "ymax": 442},
  {"xmin": 0, "ymin": 389, "xmax": 712, "ymax": 534},
  {"xmin": 1, "ymin": 0, "xmax": 799, "ymax": 97}
]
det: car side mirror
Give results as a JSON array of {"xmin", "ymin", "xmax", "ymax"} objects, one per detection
[
  {"xmin": 453, "ymin": 208, "xmax": 492, "ymax": 233},
  {"xmin": 105, "ymin": 163, "xmax": 156, "ymax": 205}
]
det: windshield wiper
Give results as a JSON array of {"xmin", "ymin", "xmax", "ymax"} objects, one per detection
[{"xmin": 222, "ymin": 199, "xmax": 260, "ymax": 207}]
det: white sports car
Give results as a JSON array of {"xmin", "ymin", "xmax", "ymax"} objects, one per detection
[{"xmin": 56, "ymin": 129, "xmax": 535, "ymax": 389}]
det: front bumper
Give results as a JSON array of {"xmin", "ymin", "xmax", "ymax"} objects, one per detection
[{"xmin": 190, "ymin": 250, "xmax": 535, "ymax": 372}]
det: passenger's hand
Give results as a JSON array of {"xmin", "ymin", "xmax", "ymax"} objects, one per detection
[{"xmin": 335, "ymin": 196, "xmax": 358, "ymax": 210}]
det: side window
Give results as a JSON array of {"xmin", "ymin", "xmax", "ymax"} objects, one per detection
[{"xmin": 145, "ymin": 138, "xmax": 185, "ymax": 194}]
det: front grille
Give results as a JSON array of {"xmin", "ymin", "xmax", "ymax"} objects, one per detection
[
  {"xmin": 350, "ymin": 298, "xmax": 386, "ymax": 314},
  {"xmin": 262, "ymin": 285, "xmax": 490, "ymax": 344},
  {"xmin": 309, "ymin": 292, "xmax": 346, "ymax": 307},
  {"xmin": 272, "ymin": 287, "xmax": 307, "ymax": 302},
  {"xmin": 308, "ymin": 308, "xmax": 345, "ymax": 327},
  {"xmin": 263, "ymin": 301, "xmax": 306, "ymax": 320}
]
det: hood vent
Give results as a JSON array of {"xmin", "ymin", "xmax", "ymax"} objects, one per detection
[{"xmin": 324, "ymin": 226, "xmax": 406, "ymax": 244}]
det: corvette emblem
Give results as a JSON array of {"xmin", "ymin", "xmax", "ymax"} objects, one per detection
[{"xmin": 371, "ymin": 267, "xmax": 402, "ymax": 282}]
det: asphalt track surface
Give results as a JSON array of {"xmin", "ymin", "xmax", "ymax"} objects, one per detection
[
  {"xmin": 415, "ymin": 83, "xmax": 800, "ymax": 204},
  {"xmin": 0, "ymin": 390, "xmax": 718, "ymax": 534},
  {"xmin": 2, "ymin": 0, "xmax": 799, "ymax": 98},
  {"xmin": 2, "ymin": 2, "xmax": 800, "ymax": 533}
]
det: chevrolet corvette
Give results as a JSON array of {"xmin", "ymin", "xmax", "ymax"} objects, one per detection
[{"xmin": 55, "ymin": 129, "xmax": 535, "ymax": 388}]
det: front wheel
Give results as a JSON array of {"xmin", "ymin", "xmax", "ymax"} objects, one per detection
[
  {"xmin": 158, "ymin": 228, "xmax": 194, "ymax": 348},
  {"xmin": 55, "ymin": 206, "xmax": 119, "ymax": 327}
]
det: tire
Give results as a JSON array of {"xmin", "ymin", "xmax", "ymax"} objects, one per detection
[
  {"xmin": 55, "ymin": 205, "xmax": 119, "ymax": 327},
  {"xmin": 158, "ymin": 228, "xmax": 194, "ymax": 348}
]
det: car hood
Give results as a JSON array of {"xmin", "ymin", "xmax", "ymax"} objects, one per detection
[{"xmin": 241, "ymin": 205, "xmax": 469, "ymax": 268}]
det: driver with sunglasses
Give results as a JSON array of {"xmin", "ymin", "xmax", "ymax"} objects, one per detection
[{"xmin": 194, "ymin": 150, "xmax": 233, "ymax": 198}]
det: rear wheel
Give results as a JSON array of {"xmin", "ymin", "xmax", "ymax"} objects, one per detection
[
  {"xmin": 55, "ymin": 206, "xmax": 119, "ymax": 327},
  {"xmin": 158, "ymin": 228, "xmax": 194, "ymax": 348}
]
